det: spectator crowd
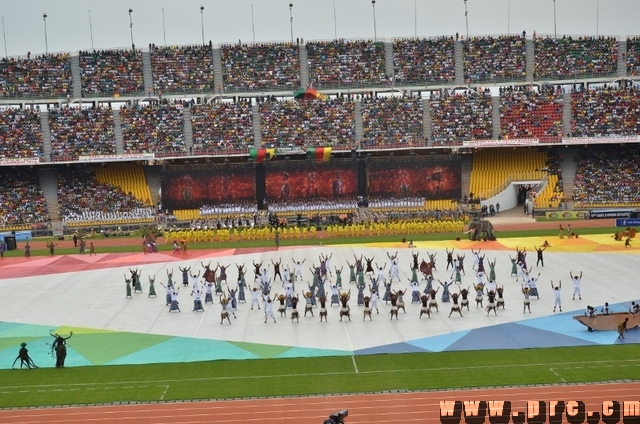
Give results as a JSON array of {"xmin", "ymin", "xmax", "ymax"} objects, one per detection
[
  {"xmin": 573, "ymin": 145, "xmax": 640, "ymax": 205},
  {"xmin": 79, "ymin": 49, "xmax": 144, "ymax": 96},
  {"xmin": 534, "ymin": 35, "xmax": 618, "ymax": 80},
  {"xmin": 464, "ymin": 35, "xmax": 527, "ymax": 82},
  {"xmin": 0, "ymin": 107, "xmax": 44, "ymax": 159},
  {"xmin": 120, "ymin": 101, "xmax": 186, "ymax": 155},
  {"xmin": 393, "ymin": 37, "xmax": 455, "ymax": 85},
  {"xmin": 0, "ymin": 168, "xmax": 50, "ymax": 228},
  {"xmin": 221, "ymin": 42, "xmax": 300, "ymax": 92},
  {"xmin": 627, "ymin": 36, "xmax": 640, "ymax": 77},
  {"xmin": 49, "ymin": 106, "xmax": 116, "ymax": 160},
  {"xmin": 361, "ymin": 95, "xmax": 424, "ymax": 148},
  {"xmin": 151, "ymin": 45, "xmax": 215, "ymax": 93},
  {"xmin": 0, "ymin": 53, "xmax": 72, "ymax": 98},
  {"xmin": 191, "ymin": 100, "xmax": 254, "ymax": 154},
  {"xmin": 429, "ymin": 89, "xmax": 493, "ymax": 144},
  {"xmin": 307, "ymin": 39, "xmax": 387, "ymax": 88},
  {"xmin": 500, "ymin": 85, "xmax": 563, "ymax": 141},
  {"xmin": 57, "ymin": 166, "xmax": 154, "ymax": 225},
  {"xmin": 570, "ymin": 85, "xmax": 640, "ymax": 137},
  {"xmin": 259, "ymin": 97, "xmax": 355, "ymax": 149}
]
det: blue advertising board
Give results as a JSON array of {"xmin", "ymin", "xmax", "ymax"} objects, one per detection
[{"xmin": 616, "ymin": 218, "xmax": 640, "ymax": 227}]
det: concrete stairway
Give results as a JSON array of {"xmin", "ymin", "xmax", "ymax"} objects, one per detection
[
  {"xmin": 562, "ymin": 91, "xmax": 572, "ymax": 137},
  {"xmin": 454, "ymin": 40, "xmax": 464, "ymax": 85},
  {"xmin": 212, "ymin": 46, "xmax": 224, "ymax": 94},
  {"xmin": 252, "ymin": 103, "xmax": 262, "ymax": 147},
  {"xmin": 40, "ymin": 110, "xmax": 53, "ymax": 162},
  {"xmin": 141, "ymin": 50, "xmax": 154, "ymax": 94},
  {"xmin": 384, "ymin": 41, "xmax": 394, "ymax": 80},
  {"xmin": 559, "ymin": 147, "xmax": 578, "ymax": 210},
  {"xmin": 460, "ymin": 153, "xmax": 473, "ymax": 199},
  {"xmin": 299, "ymin": 44, "xmax": 309, "ymax": 89},
  {"xmin": 112, "ymin": 109, "xmax": 124, "ymax": 155},
  {"xmin": 183, "ymin": 107, "xmax": 194, "ymax": 156},
  {"xmin": 525, "ymin": 37, "xmax": 535, "ymax": 83},
  {"xmin": 143, "ymin": 166, "xmax": 162, "ymax": 207},
  {"xmin": 70, "ymin": 55, "xmax": 82, "ymax": 100},
  {"xmin": 354, "ymin": 100, "xmax": 363, "ymax": 150},
  {"xmin": 422, "ymin": 98, "xmax": 432, "ymax": 147},
  {"xmin": 38, "ymin": 167, "xmax": 60, "ymax": 224},
  {"xmin": 618, "ymin": 40, "xmax": 627, "ymax": 78},
  {"xmin": 491, "ymin": 95, "xmax": 501, "ymax": 140}
]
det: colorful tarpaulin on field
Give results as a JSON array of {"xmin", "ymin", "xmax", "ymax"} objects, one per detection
[
  {"xmin": 307, "ymin": 147, "xmax": 332, "ymax": 162},
  {"xmin": 249, "ymin": 148, "xmax": 275, "ymax": 163},
  {"xmin": 293, "ymin": 88, "xmax": 328, "ymax": 100}
]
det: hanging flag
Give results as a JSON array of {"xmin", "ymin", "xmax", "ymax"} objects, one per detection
[
  {"xmin": 249, "ymin": 148, "xmax": 275, "ymax": 163},
  {"xmin": 307, "ymin": 147, "xmax": 332, "ymax": 162}
]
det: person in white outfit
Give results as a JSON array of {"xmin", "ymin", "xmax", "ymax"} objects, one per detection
[
  {"xmin": 551, "ymin": 280, "xmax": 562, "ymax": 312},
  {"xmin": 570, "ymin": 271, "xmax": 582, "ymax": 300}
]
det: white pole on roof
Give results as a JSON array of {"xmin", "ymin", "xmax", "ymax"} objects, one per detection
[
  {"xmin": 128, "ymin": 8, "xmax": 134, "ymax": 49},
  {"xmin": 289, "ymin": 3, "xmax": 294, "ymax": 44},
  {"xmin": 251, "ymin": 5, "xmax": 256, "ymax": 44},
  {"xmin": 372, "ymin": 0, "xmax": 377, "ymax": 42},
  {"xmin": 553, "ymin": 0, "xmax": 557, "ymax": 39},
  {"xmin": 1, "ymin": 17, "xmax": 7, "ymax": 58},
  {"xmin": 43, "ymin": 13, "xmax": 48, "ymax": 54},
  {"xmin": 464, "ymin": 0, "xmax": 469, "ymax": 40},
  {"xmin": 162, "ymin": 8, "xmax": 167, "ymax": 46},
  {"xmin": 88, "ymin": 10, "xmax": 94, "ymax": 51},
  {"xmin": 200, "ymin": 6, "xmax": 205, "ymax": 46},
  {"xmin": 333, "ymin": 2, "xmax": 337, "ymax": 40}
]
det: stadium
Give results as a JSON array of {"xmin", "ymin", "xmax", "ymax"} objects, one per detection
[{"xmin": 1, "ymin": 17, "xmax": 640, "ymax": 424}]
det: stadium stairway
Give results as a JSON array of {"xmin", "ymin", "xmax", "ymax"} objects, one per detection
[
  {"xmin": 354, "ymin": 100, "xmax": 363, "ymax": 148},
  {"xmin": 70, "ymin": 55, "xmax": 82, "ymax": 100},
  {"xmin": 525, "ymin": 37, "xmax": 535, "ymax": 83},
  {"xmin": 38, "ymin": 167, "xmax": 60, "ymax": 221},
  {"xmin": 423, "ymin": 98, "xmax": 432, "ymax": 146},
  {"xmin": 299, "ymin": 44, "xmax": 309, "ymax": 89},
  {"xmin": 454, "ymin": 40, "xmax": 464, "ymax": 85},
  {"xmin": 460, "ymin": 154, "xmax": 472, "ymax": 198},
  {"xmin": 39, "ymin": 110, "xmax": 53, "ymax": 162},
  {"xmin": 491, "ymin": 96, "xmax": 501, "ymax": 139},
  {"xmin": 560, "ymin": 147, "xmax": 578, "ymax": 210},
  {"xmin": 183, "ymin": 108, "xmax": 194, "ymax": 155},
  {"xmin": 112, "ymin": 109, "xmax": 124, "ymax": 155},
  {"xmin": 252, "ymin": 103, "xmax": 262, "ymax": 147},
  {"xmin": 212, "ymin": 46, "xmax": 224, "ymax": 94},
  {"xmin": 562, "ymin": 91, "xmax": 572, "ymax": 137},
  {"xmin": 384, "ymin": 41, "xmax": 394, "ymax": 80},
  {"xmin": 618, "ymin": 39, "xmax": 627, "ymax": 78},
  {"xmin": 143, "ymin": 165, "xmax": 162, "ymax": 207},
  {"xmin": 142, "ymin": 50, "xmax": 153, "ymax": 94}
]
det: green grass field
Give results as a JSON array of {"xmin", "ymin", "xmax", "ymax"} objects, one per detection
[{"xmin": 1, "ymin": 342, "xmax": 639, "ymax": 408}]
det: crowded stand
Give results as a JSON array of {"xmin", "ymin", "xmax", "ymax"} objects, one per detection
[
  {"xmin": 79, "ymin": 49, "xmax": 145, "ymax": 96},
  {"xmin": 463, "ymin": 35, "xmax": 527, "ymax": 82},
  {"xmin": 48, "ymin": 106, "xmax": 116, "ymax": 160},
  {"xmin": 429, "ymin": 89, "xmax": 493, "ymax": 145},
  {"xmin": 259, "ymin": 97, "xmax": 355, "ymax": 149},
  {"xmin": 392, "ymin": 37, "xmax": 455, "ymax": 85},
  {"xmin": 306, "ymin": 39, "xmax": 387, "ymax": 88},
  {"xmin": 572, "ymin": 145, "xmax": 640, "ymax": 206},
  {"xmin": 190, "ymin": 101, "xmax": 254, "ymax": 154},
  {"xmin": 361, "ymin": 95, "xmax": 424, "ymax": 148},
  {"xmin": 151, "ymin": 45, "xmax": 215, "ymax": 94},
  {"xmin": 220, "ymin": 42, "xmax": 300, "ymax": 92},
  {"xmin": 627, "ymin": 36, "xmax": 640, "ymax": 76},
  {"xmin": 0, "ymin": 53, "xmax": 72, "ymax": 98},
  {"xmin": 570, "ymin": 85, "xmax": 640, "ymax": 137},
  {"xmin": 534, "ymin": 35, "xmax": 618, "ymax": 80},
  {"xmin": 120, "ymin": 101, "xmax": 186, "ymax": 156},
  {"xmin": 0, "ymin": 168, "xmax": 50, "ymax": 229},
  {"xmin": 0, "ymin": 107, "xmax": 44, "ymax": 159},
  {"xmin": 266, "ymin": 198, "xmax": 358, "ymax": 215},
  {"xmin": 499, "ymin": 85, "xmax": 563, "ymax": 142},
  {"xmin": 57, "ymin": 165, "xmax": 154, "ymax": 226},
  {"xmin": 199, "ymin": 201, "xmax": 259, "ymax": 216}
]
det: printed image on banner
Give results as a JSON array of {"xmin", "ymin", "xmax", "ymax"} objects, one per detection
[
  {"xmin": 161, "ymin": 165, "xmax": 255, "ymax": 210},
  {"xmin": 368, "ymin": 158, "xmax": 461, "ymax": 199},
  {"xmin": 265, "ymin": 160, "xmax": 357, "ymax": 201}
]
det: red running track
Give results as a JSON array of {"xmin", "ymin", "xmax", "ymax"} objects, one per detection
[{"xmin": 0, "ymin": 382, "xmax": 638, "ymax": 424}]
